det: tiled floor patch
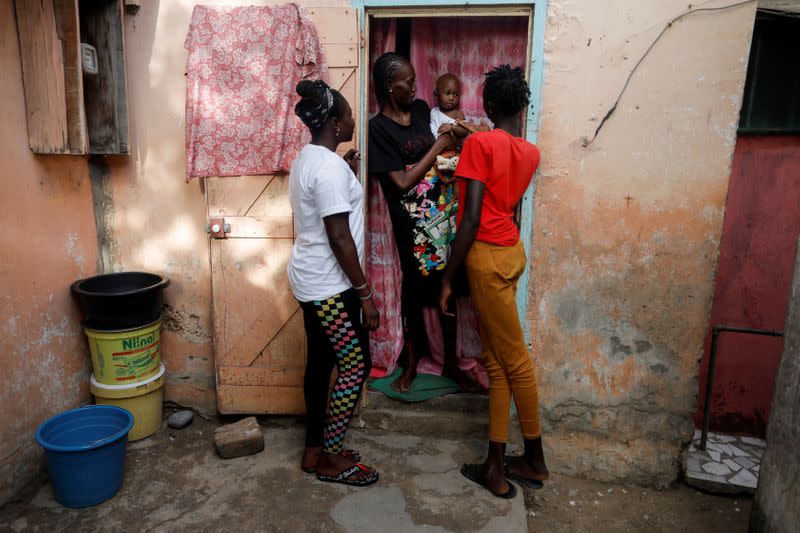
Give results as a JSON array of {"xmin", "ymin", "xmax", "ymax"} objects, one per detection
[{"xmin": 684, "ymin": 430, "xmax": 765, "ymax": 494}]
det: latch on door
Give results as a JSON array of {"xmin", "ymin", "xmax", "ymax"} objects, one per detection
[{"xmin": 207, "ymin": 218, "xmax": 230, "ymax": 239}]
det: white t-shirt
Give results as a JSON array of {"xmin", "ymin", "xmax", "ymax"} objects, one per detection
[
  {"xmin": 430, "ymin": 107, "xmax": 458, "ymax": 137},
  {"xmin": 287, "ymin": 144, "xmax": 365, "ymax": 302}
]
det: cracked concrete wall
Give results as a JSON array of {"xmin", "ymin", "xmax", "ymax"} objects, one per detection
[
  {"xmin": 0, "ymin": 0, "xmax": 97, "ymax": 505},
  {"xmin": 750, "ymin": 239, "xmax": 800, "ymax": 532},
  {"xmin": 81, "ymin": 0, "xmax": 756, "ymax": 488},
  {"xmin": 531, "ymin": 0, "xmax": 757, "ymax": 486}
]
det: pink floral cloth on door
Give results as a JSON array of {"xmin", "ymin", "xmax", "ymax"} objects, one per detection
[{"xmin": 184, "ymin": 4, "xmax": 327, "ymax": 180}]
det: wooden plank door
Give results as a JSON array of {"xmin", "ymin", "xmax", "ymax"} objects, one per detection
[{"xmin": 209, "ymin": 7, "xmax": 360, "ymax": 414}]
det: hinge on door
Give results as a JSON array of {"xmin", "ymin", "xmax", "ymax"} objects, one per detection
[{"xmin": 206, "ymin": 217, "xmax": 230, "ymax": 239}]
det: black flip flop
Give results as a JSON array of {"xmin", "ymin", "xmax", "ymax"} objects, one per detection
[
  {"xmin": 302, "ymin": 449, "xmax": 361, "ymax": 474},
  {"xmin": 317, "ymin": 463, "xmax": 379, "ymax": 487},
  {"xmin": 503, "ymin": 455, "xmax": 545, "ymax": 490},
  {"xmin": 460, "ymin": 463, "xmax": 517, "ymax": 499}
]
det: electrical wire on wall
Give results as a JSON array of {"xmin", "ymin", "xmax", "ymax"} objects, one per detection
[{"xmin": 587, "ymin": 0, "xmax": 758, "ymax": 145}]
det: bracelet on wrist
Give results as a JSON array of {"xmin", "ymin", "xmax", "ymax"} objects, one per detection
[
  {"xmin": 358, "ymin": 291, "xmax": 373, "ymax": 301},
  {"xmin": 353, "ymin": 282, "xmax": 369, "ymax": 291}
]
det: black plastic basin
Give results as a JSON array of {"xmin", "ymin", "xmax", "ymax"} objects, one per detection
[{"xmin": 71, "ymin": 272, "xmax": 169, "ymax": 330}]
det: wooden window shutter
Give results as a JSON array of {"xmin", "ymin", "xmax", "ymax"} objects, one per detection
[{"xmin": 15, "ymin": 0, "xmax": 71, "ymax": 154}]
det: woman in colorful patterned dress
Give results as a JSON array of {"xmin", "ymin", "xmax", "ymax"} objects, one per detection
[{"xmin": 368, "ymin": 53, "xmax": 479, "ymax": 393}]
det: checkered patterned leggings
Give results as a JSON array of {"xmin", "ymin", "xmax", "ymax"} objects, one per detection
[{"xmin": 300, "ymin": 289, "xmax": 371, "ymax": 454}]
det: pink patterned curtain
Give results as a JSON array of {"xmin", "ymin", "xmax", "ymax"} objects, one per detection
[
  {"xmin": 366, "ymin": 179, "xmax": 404, "ymax": 372},
  {"xmin": 368, "ymin": 18, "xmax": 397, "ymax": 116},
  {"xmin": 367, "ymin": 17, "xmax": 530, "ymax": 387},
  {"xmin": 409, "ymin": 17, "xmax": 529, "ymax": 119}
]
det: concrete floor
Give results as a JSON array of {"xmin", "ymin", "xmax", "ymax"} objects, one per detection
[{"xmin": 0, "ymin": 411, "xmax": 753, "ymax": 533}]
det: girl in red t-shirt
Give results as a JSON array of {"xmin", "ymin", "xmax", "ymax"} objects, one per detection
[{"xmin": 440, "ymin": 65, "xmax": 549, "ymax": 499}]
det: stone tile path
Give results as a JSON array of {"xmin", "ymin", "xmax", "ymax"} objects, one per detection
[{"xmin": 684, "ymin": 429, "xmax": 765, "ymax": 494}]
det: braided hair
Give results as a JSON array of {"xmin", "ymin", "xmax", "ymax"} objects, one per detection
[
  {"xmin": 372, "ymin": 52, "xmax": 409, "ymax": 107},
  {"xmin": 294, "ymin": 80, "xmax": 347, "ymax": 134},
  {"xmin": 483, "ymin": 65, "xmax": 530, "ymax": 117}
]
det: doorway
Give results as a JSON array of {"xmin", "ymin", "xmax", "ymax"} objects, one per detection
[
  {"xmin": 362, "ymin": 8, "xmax": 533, "ymax": 384},
  {"xmin": 694, "ymin": 10, "xmax": 800, "ymax": 437}
]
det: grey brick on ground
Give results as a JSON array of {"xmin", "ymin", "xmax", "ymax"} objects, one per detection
[{"xmin": 214, "ymin": 416, "xmax": 265, "ymax": 459}]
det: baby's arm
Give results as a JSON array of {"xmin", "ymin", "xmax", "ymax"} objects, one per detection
[{"xmin": 456, "ymin": 119, "xmax": 491, "ymax": 133}]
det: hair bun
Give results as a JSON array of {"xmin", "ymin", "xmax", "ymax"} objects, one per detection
[{"xmin": 296, "ymin": 79, "xmax": 330, "ymax": 99}]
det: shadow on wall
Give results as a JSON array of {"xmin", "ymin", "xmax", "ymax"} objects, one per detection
[
  {"xmin": 92, "ymin": 1, "xmax": 315, "ymax": 414},
  {"xmin": 89, "ymin": 0, "xmax": 217, "ymax": 413}
]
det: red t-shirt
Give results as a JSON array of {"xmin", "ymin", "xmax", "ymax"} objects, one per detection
[{"xmin": 455, "ymin": 129, "xmax": 540, "ymax": 246}]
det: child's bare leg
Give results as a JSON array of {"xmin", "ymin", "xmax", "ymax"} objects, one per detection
[
  {"xmin": 392, "ymin": 336, "xmax": 418, "ymax": 392},
  {"xmin": 441, "ymin": 308, "xmax": 482, "ymax": 392}
]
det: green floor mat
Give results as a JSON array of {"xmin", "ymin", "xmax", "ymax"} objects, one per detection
[{"xmin": 369, "ymin": 368, "xmax": 461, "ymax": 402}]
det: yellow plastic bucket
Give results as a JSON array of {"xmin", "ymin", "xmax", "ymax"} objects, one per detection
[
  {"xmin": 90, "ymin": 364, "xmax": 165, "ymax": 441},
  {"xmin": 85, "ymin": 319, "xmax": 161, "ymax": 385}
]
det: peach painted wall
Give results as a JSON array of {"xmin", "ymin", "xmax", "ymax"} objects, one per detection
[
  {"xmin": 0, "ymin": 0, "xmax": 97, "ymax": 505},
  {"xmin": 531, "ymin": 0, "xmax": 756, "ymax": 485},
  {"xmin": 99, "ymin": 0, "xmax": 351, "ymax": 414},
  {"xmin": 0, "ymin": 0, "xmax": 757, "ymax": 501},
  {"xmin": 105, "ymin": 0, "xmax": 755, "ymax": 485}
]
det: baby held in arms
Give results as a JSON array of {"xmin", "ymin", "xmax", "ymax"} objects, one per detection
[{"xmin": 429, "ymin": 73, "xmax": 490, "ymax": 182}]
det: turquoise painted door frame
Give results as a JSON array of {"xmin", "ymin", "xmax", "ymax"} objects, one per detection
[{"xmin": 354, "ymin": 0, "xmax": 548, "ymax": 341}]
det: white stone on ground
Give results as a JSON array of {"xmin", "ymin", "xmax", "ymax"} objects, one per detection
[
  {"xmin": 690, "ymin": 472, "xmax": 727, "ymax": 483},
  {"xmin": 702, "ymin": 462, "xmax": 732, "ymax": 476},
  {"xmin": 705, "ymin": 442, "xmax": 722, "ymax": 453},
  {"xmin": 734, "ymin": 456, "xmax": 756, "ymax": 470},
  {"xmin": 723, "ymin": 459, "xmax": 742, "ymax": 472},
  {"xmin": 729, "ymin": 469, "xmax": 758, "ymax": 489},
  {"xmin": 707, "ymin": 450, "xmax": 721, "ymax": 462},
  {"xmin": 739, "ymin": 436, "xmax": 765, "ymax": 447},
  {"xmin": 716, "ymin": 443, "xmax": 733, "ymax": 456},
  {"xmin": 728, "ymin": 445, "xmax": 750, "ymax": 457}
]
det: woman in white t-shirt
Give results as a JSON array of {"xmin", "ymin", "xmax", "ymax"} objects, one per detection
[{"xmin": 288, "ymin": 80, "xmax": 379, "ymax": 487}]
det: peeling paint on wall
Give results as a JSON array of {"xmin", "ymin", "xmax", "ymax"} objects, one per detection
[
  {"xmin": 162, "ymin": 304, "xmax": 212, "ymax": 345},
  {"xmin": 530, "ymin": 0, "xmax": 757, "ymax": 485},
  {"xmin": 0, "ymin": 0, "xmax": 99, "ymax": 504}
]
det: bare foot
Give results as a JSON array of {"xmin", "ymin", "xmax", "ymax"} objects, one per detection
[
  {"xmin": 448, "ymin": 368, "xmax": 484, "ymax": 393},
  {"xmin": 391, "ymin": 366, "xmax": 416, "ymax": 393},
  {"xmin": 462, "ymin": 461, "xmax": 512, "ymax": 497},
  {"xmin": 483, "ymin": 461, "xmax": 512, "ymax": 496},
  {"xmin": 301, "ymin": 446, "xmax": 322, "ymax": 472},
  {"xmin": 301, "ymin": 446, "xmax": 360, "ymax": 472},
  {"xmin": 316, "ymin": 451, "xmax": 377, "ymax": 484},
  {"xmin": 505, "ymin": 455, "xmax": 550, "ymax": 482}
]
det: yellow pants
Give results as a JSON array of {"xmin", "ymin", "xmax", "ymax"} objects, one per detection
[{"xmin": 465, "ymin": 240, "xmax": 542, "ymax": 442}]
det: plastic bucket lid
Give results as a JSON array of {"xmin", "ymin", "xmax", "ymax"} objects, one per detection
[
  {"xmin": 83, "ymin": 317, "xmax": 162, "ymax": 336},
  {"xmin": 91, "ymin": 364, "xmax": 165, "ymax": 399}
]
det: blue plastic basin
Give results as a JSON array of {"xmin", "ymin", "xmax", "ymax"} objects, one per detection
[{"xmin": 35, "ymin": 405, "xmax": 133, "ymax": 508}]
